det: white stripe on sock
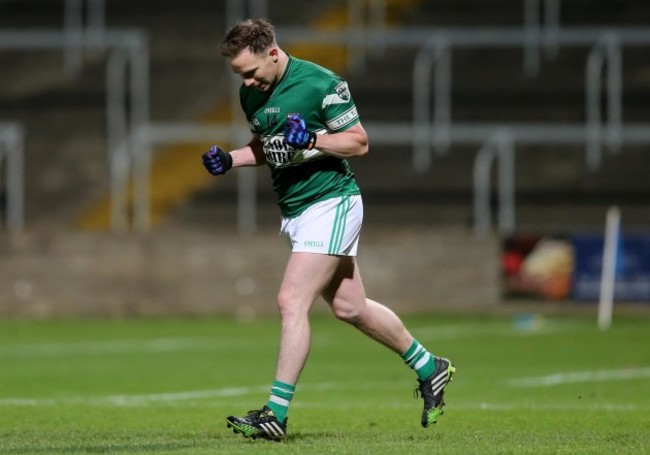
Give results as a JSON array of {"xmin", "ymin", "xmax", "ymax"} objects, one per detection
[
  {"xmin": 414, "ymin": 352, "xmax": 432, "ymax": 370},
  {"xmin": 268, "ymin": 395, "xmax": 289, "ymax": 407},
  {"xmin": 405, "ymin": 345, "xmax": 424, "ymax": 364}
]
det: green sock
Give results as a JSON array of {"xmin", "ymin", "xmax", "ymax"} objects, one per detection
[
  {"xmin": 266, "ymin": 380, "xmax": 295, "ymax": 423},
  {"xmin": 401, "ymin": 339, "xmax": 436, "ymax": 381}
]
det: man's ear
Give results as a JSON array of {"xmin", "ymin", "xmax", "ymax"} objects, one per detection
[{"xmin": 269, "ymin": 47, "xmax": 279, "ymax": 62}]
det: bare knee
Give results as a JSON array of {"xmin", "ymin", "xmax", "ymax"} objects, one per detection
[
  {"xmin": 276, "ymin": 288, "xmax": 310, "ymax": 323},
  {"xmin": 276, "ymin": 289, "xmax": 295, "ymax": 318},
  {"xmin": 331, "ymin": 298, "xmax": 365, "ymax": 325}
]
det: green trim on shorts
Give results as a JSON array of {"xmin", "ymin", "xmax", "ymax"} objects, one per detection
[{"xmin": 328, "ymin": 196, "xmax": 351, "ymax": 254}]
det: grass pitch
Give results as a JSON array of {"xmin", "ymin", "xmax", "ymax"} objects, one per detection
[{"xmin": 1, "ymin": 313, "xmax": 649, "ymax": 454}]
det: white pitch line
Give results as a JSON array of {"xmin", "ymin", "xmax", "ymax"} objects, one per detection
[
  {"xmin": 508, "ymin": 367, "xmax": 650, "ymax": 387},
  {"xmin": 0, "ymin": 386, "xmax": 268, "ymax": 407},
  {"xmin": 97, "ymin": 386, "xmax": 270, "ymax": 406},
  {"xmin": 412, "ymin": 321, "xmax": 573, "ymax": 342},
  {"xmin": 0, "ymin": 382, "xmax": 349, "ymax": 408},
  {"xmin": 0, "ymin": 336, "xmax": 336, "ymax": 359},
  {"xmin": 0, "ymin": 337, "xmax": 249, "ymax": 358}
]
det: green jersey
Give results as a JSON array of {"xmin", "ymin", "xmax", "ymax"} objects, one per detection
[{"xmin": 239, "ymin": 56, "xmax": 361, "ymax": 217}]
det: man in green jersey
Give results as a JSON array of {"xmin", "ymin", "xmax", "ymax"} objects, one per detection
[{"xmin": 202, "ymin": 18, "xmax": 455, "ymax": 441}]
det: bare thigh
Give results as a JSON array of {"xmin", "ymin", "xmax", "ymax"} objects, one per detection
[
  {"xmin": 320, "ymin": 256, "xmax": 367, "ymax": 321},
  {"xmin": 277, "ymin": 252, "xmax": 342, "ymax": 314}
]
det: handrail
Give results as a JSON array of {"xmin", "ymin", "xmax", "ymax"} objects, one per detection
[
  {"xmin": 106, "ymin": 50, "xmax": 130, "ymax": 232},
  {"xmin": 524, "ymin": 0, "xmax": 561, "ymax": 74},
  {"xmin": 412, "ymin": 35, "xmax": 451, "ymax": 172},
  {"xmin": 0, "ymin": 27, "xmax": 149, "ymax": 232},
  {"xmin": 130, "ymin": 123, "xmax": 253, "ymax": 232},
  {"xmin": 542, "ymin": 0, "xmax": 561, "ymax": 57},
  {"xmin": 473, "ymin": 131, "xmax": 515, "ymax": 237},
  {"xmin": 101, "ymin": 32, "xmax": 150, "ymax": 231},
  {"xmin": 410, "ymin": 28, "xmax": 628, "ymax": 175},
  {"xmin": 63, "ymin": 0, "xmax": 106, "ymax": 75},
  {"xmin": 0, "ymin": 123, "xmax": 25, "ymax": 232},
  {"xmin": 586, "ymin": 33, "xmax": 622, "ymax": 171}
]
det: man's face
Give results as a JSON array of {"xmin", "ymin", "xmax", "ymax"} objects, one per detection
[{"xmin": 230, "ymin": 47, "xmax": 278, "ymax": 92}]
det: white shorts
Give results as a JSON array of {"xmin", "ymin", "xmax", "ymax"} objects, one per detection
[{"xmin": 280, "ymin": 195, "xmax": 363, "ymax": 256}]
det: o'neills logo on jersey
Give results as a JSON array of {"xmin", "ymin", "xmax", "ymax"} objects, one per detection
[
  {"xmin": 263, "ymin": 107, "xmax": 280, "ymax": 128},
  {"xmin": 262, "ymin": 135, "xmax": 323, "ymax": 167}
]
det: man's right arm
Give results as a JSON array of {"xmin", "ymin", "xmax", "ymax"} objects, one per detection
[
  {"xmin": 202, "ymin": 137, "xmax": 266, "ymax": 176},
  {"xmin": 230, "ymin": 136, "xmax": 266, "ymax": 167}
]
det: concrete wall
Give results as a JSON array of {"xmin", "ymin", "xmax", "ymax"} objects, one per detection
[{"xmin": 0, "ymin": 227, "xmax": 500, "ymax": 318}]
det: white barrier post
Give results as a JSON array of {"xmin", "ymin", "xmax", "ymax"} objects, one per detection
[{"xmin": 598, "ymin": 205, "xmax": 621, "ymax": 330}]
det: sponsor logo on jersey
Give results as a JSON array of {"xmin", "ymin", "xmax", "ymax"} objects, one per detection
[
  {"xmin": 262, "ymin": 134, "xmax": 324, "ymax": 168},
  {"xmin": 264, "ymin": 107, "xmax": 281, "ymax": 114},
  {"xmin": 263, "ymin": 135, "xmax": 296, "ymax": 166}
]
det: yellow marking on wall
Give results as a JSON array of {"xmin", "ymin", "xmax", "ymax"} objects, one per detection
[{"xmin": 76, "ymin": 0, "xmax": 423, "ymax": 230}]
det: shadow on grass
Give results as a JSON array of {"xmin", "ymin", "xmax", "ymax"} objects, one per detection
[
  {"xmin": 221, "ymin": 431, "xmax": 361, "ymax": 443},
  {"xmin": 3, "ymin": 430, "xmax": 395, "ymax": 453},
  {"xmin": 1, "ymin": 440, "xmax": 217, "ymax": 454}
]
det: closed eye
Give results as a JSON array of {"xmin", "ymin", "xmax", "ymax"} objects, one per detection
[{"xmin": 241, "ymin": 68, "xmax": 257, "ymax": 79}]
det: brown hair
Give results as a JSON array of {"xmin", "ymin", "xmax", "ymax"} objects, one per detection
[{"xmin": 221, "ymin": 18, "xmax": 277, "ymax": 57}]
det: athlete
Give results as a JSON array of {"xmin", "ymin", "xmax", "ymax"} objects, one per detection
[{"xmin": 202, "ymin": 18, "xmax": 455, "ymax": 441}]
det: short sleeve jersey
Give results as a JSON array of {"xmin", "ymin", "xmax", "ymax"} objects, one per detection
[{"xmin": 239, "ymin": 56, "xmax": 361, "ymax": 218}]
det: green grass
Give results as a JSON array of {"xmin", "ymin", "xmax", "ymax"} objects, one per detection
[{"xmin": 1, "ymin": 313, "xmax": 649, "ymax": 454}]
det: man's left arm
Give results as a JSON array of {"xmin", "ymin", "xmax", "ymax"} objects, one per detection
[
  {"xmin": 284, "ymin": 113, "xmax": 368, "ymax": 158},
  {"xmin": 311, "ymin": 123, "xmax": 368, "ymax": 158}
]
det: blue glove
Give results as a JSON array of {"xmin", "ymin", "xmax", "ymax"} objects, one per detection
[
  {"xmin": 284, "ymin": 113, "xmax": 317, "ymax": 150},
  {"xmin": 202, "ymin": 145, "xmax": 233, "ymax": 176}
]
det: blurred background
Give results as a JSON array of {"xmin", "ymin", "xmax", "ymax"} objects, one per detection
[{"xmin": 1, "ymin": 0, "xmax": 649, "ymax": 318}]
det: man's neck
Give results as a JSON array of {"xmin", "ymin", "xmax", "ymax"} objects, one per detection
[{"xmin": 275, "ymin": 50, "xmax": 290, "ymax": 82}]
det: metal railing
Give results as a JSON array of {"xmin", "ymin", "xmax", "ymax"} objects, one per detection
[
  {"xmin": 122, "ymin": 25, "xmax": 650, "ymax": 235},
  {"xmin": 524, "ymin": 0, "xmax": 561, "ymax": 75},
  {"xmin": 473, "ymin": 131, "xmax": 515, "ymax": 237},
  {"xmin": 0, "ymin": 0, "xmax": 107, "ymax": 233},
  {"xmin": 104, "ymin": 34, "xmax": 150, "ymax": 232},
  {"xmin": 412, "ymin": 34, "xmax": 452, "ymax": 169},
  {"xmin": 0, "ymin": 123, "xmax": 25, "ymax": 232},
  {"xmin": 0, "ymin": 28, "xmax": 150, "ymax": 233},
  {"xmin": 586, "ymin": 32, "xmax": 622, "ymax": 171},
  {"xmin": 63, "ymin": 0, "xmax": 106, "ymax": 75},
  {"xmin": 409, "ymin": 27, "xmax": 650, "ymax": 174},
  {"xmin": 5, "ymin": 0, "xmax": 650, "ymax": 235}
]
